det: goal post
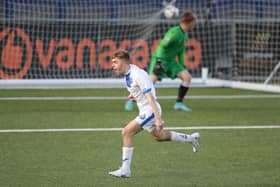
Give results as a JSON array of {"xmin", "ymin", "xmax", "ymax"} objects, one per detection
[{"xmin": 0, "ymin": 0, "xmax": 279, "ymax": 92}]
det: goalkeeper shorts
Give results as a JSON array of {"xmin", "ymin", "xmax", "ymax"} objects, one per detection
[{"xmin": 148, "ymin": 55, "xmax": 185, "ymax": 81}]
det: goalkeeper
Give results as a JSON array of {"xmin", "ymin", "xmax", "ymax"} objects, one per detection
[{"xmin": 125, "ymin": 12, "xmax": 196, "ymax": 112}]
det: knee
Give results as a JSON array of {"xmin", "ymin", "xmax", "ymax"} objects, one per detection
[
  {"xmin": 121, "ymin": 127, "xmax": 128, "ymax": 137},
  {"xmin": 185, "ymin": 72, "xmax": 192, "ymax": 82},
  {"xmin": 188, "ymin": 73, "xmax": 192, "ymax": 81},
  {"xmin": 122, "ymin": 127, "xmax": 134, "ymax": 138},
  {"xmin": 152, "ymin": 135, "xmax": 164, "ymax": 142},
  {"xmin": 180, "ymin": 72, "xmax": 192, "ymax": 84}
]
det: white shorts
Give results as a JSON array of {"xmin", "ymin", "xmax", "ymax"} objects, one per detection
[{"xmin": 135, "ymin": 104, "xmax": 162, "ymax": 133}]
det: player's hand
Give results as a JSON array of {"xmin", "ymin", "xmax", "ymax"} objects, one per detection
[
  {"xmin": 127, "ymin": 95, "xmax": 135, "ymax": 100},
  {"xmin": 155, "ymin": 119, "xmax": 164, "ymax": 131}
]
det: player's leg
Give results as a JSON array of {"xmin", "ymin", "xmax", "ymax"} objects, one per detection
[
  {"xmin": 169, "ymin": 130, "xmax": 200, "ymax": 153},
  {"xmin": 122, "ymin": 120, "xmax": 142, "ymax": 147},
  {"xmin": 150, "ymin": 128, "xmax": 200, "ymax": 153},
  {"xmin": 109, "ymin": 120, "xmax": 142, "ymax": 178},
  {"xmin": 165, "ymin": 61, "xmax": 192, "ymax": 112},
  {"xmin": 142, "ymin": 114, "xmax": 200, "ymax": 152},
  {"xmin": 174, "ymin": 69, "xmax": 192, "ymax": 112}
]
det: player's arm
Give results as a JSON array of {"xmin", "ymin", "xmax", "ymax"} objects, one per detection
[
  {"xmin": 145, "ymin": 93, "xmax": 163, "ymax": 131},
  {"xmin": 135, "ymin": 72, "xmax": 163, "ymax": 130}
]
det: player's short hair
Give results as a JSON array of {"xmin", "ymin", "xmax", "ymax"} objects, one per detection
[
  {"xmin": 112, "ymin": 49, "xmax": 130, "ymax": 62},
  {"xmin": 181, "ymin": 12, "xmax": 196, "ymax": 24}
]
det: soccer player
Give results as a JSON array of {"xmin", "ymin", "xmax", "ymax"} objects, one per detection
[
  {"xmin": 109, "ymin": 49, "xmax": 200, "ymax": 178},
  {"xmin": 125, "ymin": 12, "xmax": 196, "ymax": 112}
]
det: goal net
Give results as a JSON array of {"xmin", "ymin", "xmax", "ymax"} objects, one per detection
[{"xmin": 0, "ymin": 0, "xmax": 279, "ymax": 92}]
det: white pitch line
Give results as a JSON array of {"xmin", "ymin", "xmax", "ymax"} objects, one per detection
[
  {"xmin": 0, "ymin": 94, "xmax": 280, "ymax": 101},
  {"xmin": 0, "ymin": 125, "xmax": 280, "ymax": 133}
]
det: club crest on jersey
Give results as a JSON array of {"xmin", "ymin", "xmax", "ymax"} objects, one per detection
[
  {"xmin": 139, "ymin": 114, "xmax": 146, "ymax": 119},
  {"xmin": 164, "ymin": 36, "xmax": 171, "ymax": 42}
]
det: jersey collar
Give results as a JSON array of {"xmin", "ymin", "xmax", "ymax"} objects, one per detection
[
  {"xmin": 179, "ymin": 25, "xmax": 185, "ymax": 34},
  {"xmin": 125, "ymin": 64, "xmax": 132, "ymax": 76},
  {"xmin": 124, "ymin": 65, "xmax": 132, "ymax": 88}
]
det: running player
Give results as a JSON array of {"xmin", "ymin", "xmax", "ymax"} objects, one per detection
[{"xmin": 109, "ymin": 49, "xmax": 200, "ymax": 178}]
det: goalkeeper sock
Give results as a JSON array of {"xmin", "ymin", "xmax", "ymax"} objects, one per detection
[
  {"xmin": 121, "ymin": 147, "xmax": 134, "ymax": 169},
  {"xmin": 170, "ymin": 131, "xmax": 193, "ymax": 143},
  {"xmin": 176, "ymin": 84, "xmax": 189, "ymax": 102}
]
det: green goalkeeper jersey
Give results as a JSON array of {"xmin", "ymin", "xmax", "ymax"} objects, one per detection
[{"xmin": 153, "ymin": 25, "xmax": 187, "ymax": 66}]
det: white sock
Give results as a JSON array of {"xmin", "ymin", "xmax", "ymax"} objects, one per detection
[
  {"xmin": 170, "ymin": 131, "xmax": 193, "ymax": 143},
  {"xmin": 121, "ymin": 147, "xmax": 134, "ymax": 169}
]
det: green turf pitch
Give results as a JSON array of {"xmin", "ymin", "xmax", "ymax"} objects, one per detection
[{"xmin": 0, "ymin": 88, "xmax": 279, "ymax": 186}]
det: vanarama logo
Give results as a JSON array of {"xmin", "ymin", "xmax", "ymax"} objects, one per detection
[
  {"xmin": 0, "ymin": 28, "xmax": 32, "ymax": 79},
  {"xmin": 0, "ymin": 27, "xmax": 201, "ymax": 79}
]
